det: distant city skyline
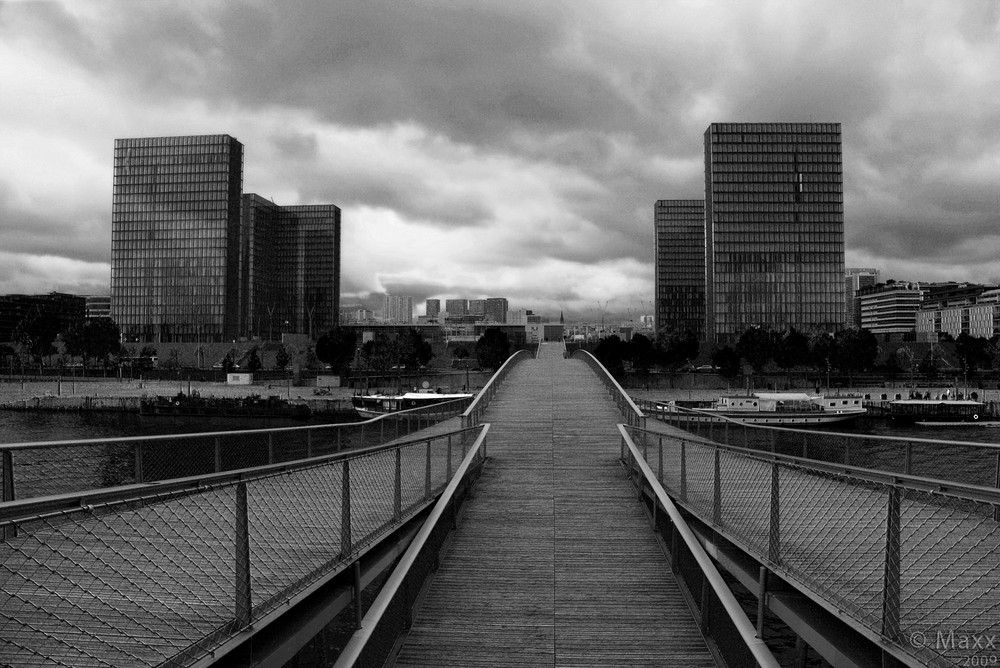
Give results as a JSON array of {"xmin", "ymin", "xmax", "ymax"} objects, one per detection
[{"xmin": 2, "ymin": 2, "xmax": 998, "ymax": 322}]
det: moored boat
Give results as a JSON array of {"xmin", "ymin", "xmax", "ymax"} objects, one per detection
[
  {"xmin": 351, "ymin": 388, "xmax": 473, "ymax": 419},
  {"xmin": 658, "ymin": 392, "xmax": 866, "ymax": 425},
  {"xmin": 886, "ymin": 399, "xmax": 989, "ymax": 425},
  {"xmin": 140, "ymin": 392, "xmax": 311, "ymax": 419}
]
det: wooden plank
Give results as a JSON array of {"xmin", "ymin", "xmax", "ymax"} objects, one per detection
[{"xmin": 394, "ymin": 343, "xmax": 717, "ymax": 666}]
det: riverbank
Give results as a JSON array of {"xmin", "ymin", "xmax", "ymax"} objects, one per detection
[{"xmin": 0, "ymin": 378, "xmax": 357, "ymax": 414}]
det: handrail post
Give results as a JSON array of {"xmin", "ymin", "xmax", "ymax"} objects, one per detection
[
  {"xmin": 995, "ymin": 451, "xmax": 1000, "ymax": 523},
  {"xmin": 394, "ymin": 447, "xmax": 402, "ymax": 520},
  {"xmin": 447, "ymin": 435, "xmax": 453, "ymax": 480},
  {"xmin": 904, "ymin": 442, "xmax": 912, "ymax": 475},
  {"xmin": 235, "ymin": 480, "xmax": 253, "ymax": 628},
  {"xmin": 2, "ymin": 449, "xmax": 15, "ymax": 539},
  {"xmin": 134, "ymin": 442, "xmax": 144, "ymax": 484},
  {"xmin": 215, "ymin": 436, "xmax": 223, "ymax": 473},
  {"xmin": 712, "ymin": 447, "xmax": 722, "ymax": 526},
  {"xmin": 340, "ymin": 459, "xmax": 352, "ymax": 557},
  {"xmin": 307, "ymin": 430, "xmax": 313, "ymax": 458},
  {"xmin": 768, "ymin": 461, "xmax": 780, "ymax": 564},
  {"xmin": 657, "ymin": 435, "xmax": 663, "ymax": 483},
  {"xmin": 424, "ymin": 440, "xmax": 432, "ymax": 500},
  {"xmin": 881, "ymin": 485, "xmax": 902, "ymax": 641},
  {"xmin": 680, "ymin": 440, "xmax": 687, "ymax": 502},
  {"xmin": 268, "ymin": 433, "xmax": 275, "ymax": 464}
]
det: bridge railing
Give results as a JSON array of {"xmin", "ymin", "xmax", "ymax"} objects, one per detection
[
  {"xmin": 624, "ymin": 424, "xmax": 1000, "ymax": 668},
  {"xmin": 0, "ymin": 424, "xmax": 487, "ymax": 668},
  {"xmin": 618, "ymin": 425, "xmax": 780, "ymax": 668},
  {"xmin": 461, "ymin": 350, "xmax": 533, "ymax": 428},
  {"xmin": 334, "ymin": 424, "xmax": 491, "ymax": 667},
  {"xmin": 570, "ymin": 349, "xmax": 645, "ymax": 428},
  {"xmin": 637, "ymin": 398, "xmax": 1000, "ymax": 490},
  {"xmin": 0, "ymin": 396, "xmax": 472, "ymax": 503}
]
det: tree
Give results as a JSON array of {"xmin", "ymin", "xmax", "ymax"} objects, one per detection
[
  {"xmin": 275, "ymin": 346, "xmax": 290, "ymax": 370},
  {"xmin": 398, "ymin": 328, "xmax": 433, "ymax": 370},
  {"xmin": 315, "ymin": 328, "xmax": 358, "ymax": 373},
  {"xmin": 14, "ymin": 308, "xmax": 61, "ymax": 366},
  {"xmin": 246, "ymin": 348, "xmax": 262, "ymax": 372},
  {"xmin": 453, "ymin": 345, "xmax": 471, "ymax": 359},
  {"xmin": 655, "ymin": 329, "xmax": 700, "ymax": 370},
  {"xmin": 64, "ymin": 317, "xmax": 122, "ymax": 369},
  {"xmin": 735, "ymin": 327, "xmax": 777, "ymax": 374},
  {"xmin": 773, "ymin": 328, "xmax": 811, "ymax": 370},
  {"xmin": 955, "ymin": 333, "xmax": 993, "ymax": 374},
  {"xmin": 711, "ymin": 346, "xmax": 742, "ymax": 379},
  {"xmin": 593, "ymin": 335, "xmax": 627, "ymax": 375},
  {"xmin": 831, "ymin": 328, "xmax": 878, "ymax": 375},
  {"xmin": 628, "ymin": 333, "xmax": 655, "ymax": 372},
  {"xmin": 476, "ymin": 328, "xmax": 511, "ymax": 371}
]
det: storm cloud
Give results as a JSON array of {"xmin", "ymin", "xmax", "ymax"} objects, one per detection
[{"xmin": 1, "ymin": 0, "xmax": 998, "ymax": 320}]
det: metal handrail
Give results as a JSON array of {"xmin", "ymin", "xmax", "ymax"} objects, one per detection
[
  {"xmin": 334, "ymin": 423, "xmax": 491, "ymax": 667},
  {"xmin": 0, "ymin": 425, "xmax": 484, "ymax": 525},
  {"xmin": 569, "ymin": 349, "xmax": 645, "ymax": 428},
  {"xmin": 461, "ymin": 350, "xmax": 532, "ymax": 428},
  {"xmin": 618, "ymin": 424, "xmax": 780, "ymax": 668},
  {"xmin": 0, "ymin": 396, "xmax": 472, "ymax": 452},
  {"xmin": 0, "ymin": 424, "xmax": 488, "ymax": 667},
  {"xmin": 638, "ymin": 398, "xmax": 1000, "ymax": 451},
  {"xmin": 0, "ymin": 395, "xmax": 473, "ymax": 503}
]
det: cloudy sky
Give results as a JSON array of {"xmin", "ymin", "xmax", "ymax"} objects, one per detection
[{"xmin": 2, "ymin": 1, "xmax": 999, "ymax": 322}]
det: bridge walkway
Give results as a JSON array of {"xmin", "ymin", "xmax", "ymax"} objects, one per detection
[{"xmin": 394, "ymin": 342, "xmax": 716, "ymax": 666}]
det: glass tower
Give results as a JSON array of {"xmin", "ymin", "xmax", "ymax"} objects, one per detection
[
  {"xmin": 704, "ymin": 123, "xmax": 845, "ymax": 342},
  {"xmin": 240, "ymin": 194, "xmax": 341, "ymax": 340},
  {"xmin": 654, "ymin": 199, "xmax": 705, "ymax": 337},
  {"xmin": 111, "ymin": 135, "xmax": 243, "ymax": 343}
]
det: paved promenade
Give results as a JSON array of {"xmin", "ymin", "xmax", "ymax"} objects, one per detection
[{"xmin": 394, "ymin": 343, "xmax": 716, "ymax": 666}]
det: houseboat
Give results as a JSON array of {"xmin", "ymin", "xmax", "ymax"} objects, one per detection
[
  {"xmin": 140, "ymin": 392, "xmax": 311, "ymax": 419},
  {"xmin": 886, "ymin": 399, "xmax": 989, "ymax": 425},
  {"xmin": 352, "ymin": 388, "xmax": 473, "ymax": 419},
  {"xmin": 659, "ymin": 392, "xmax": 866, "ymax": 425}
]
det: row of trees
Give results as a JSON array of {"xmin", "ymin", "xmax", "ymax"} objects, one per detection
[
  {"xmin": 314, "ymin": 327, "xmax": 515, "ymax": 376},
  {"xmin": 592, "ymin": 325, "xmax": 1000, "ymax": 381}
]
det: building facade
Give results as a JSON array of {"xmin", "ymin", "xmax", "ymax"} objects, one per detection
[
  {"xmin": 111, "ymin": 135, "xmax": 339, "ymax": 343},
  {"xmin": 425, "ymin": 299, "xmax": 441, "ymax": 318},
  {"xmin": 704, "ymin": 123, "xmax": 845, "ymax": 342},
  {"xmin": 845, "ymin": 268, "xmax": 879, "ymax": 329},
  {"xmin": 444, "ymin": 299, "xmax": 468, "ymax": 317},
  {"xmin": 240, "ymin": 194, "xmax": 341, "ymax": 340},
  {"xmin": 382, "ymin": 294, "xmax": 414, "ymax": 324},
  {"xmin": 654, "ymin": 199, "xmax": 705, "ymax": 337},
  {"xmin": 485, "ymin": 297, "xmax": 508, "ymax": 323},
  {"xmin": 917, "ymin": 287, "xmax": 1000, "ymax": 339},
  {"xmin": 469, "ymin": 299, "xmax": 486, "ymax": 316},
  {"xmin": 859, "ymin": 282, "xmax": 922, "ymax": 334}
]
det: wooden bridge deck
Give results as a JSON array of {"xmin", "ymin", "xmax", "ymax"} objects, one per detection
[{"xmin": 394, "ymin": 343, "xmax": 716, "ymax": 667}]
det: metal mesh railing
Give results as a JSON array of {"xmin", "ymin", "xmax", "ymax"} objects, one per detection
[
  {"xmin": 570, "ymin": 349, "xmax": 646, "ymax": 428},
  {"xmin": 639, "ymin": 398, "xmax": 1000, "ymax": 489},
  {"xmin": 626, "ymin": 425, "xmax": 1000, "ymax": 668},
  {"xmin": 0, "ymin": 425, "xmax": 486, "ymax": 668},
  {"xmin": 334, "ymin": 425, "xmax": 491, "ymax": 668},
  {"xmin": 0, "ymin": 396, "xmax": 472, "ymax": 503},
  {"xmin": 618, "ymin": 425, "xmax": 779, "ymax": 668}
]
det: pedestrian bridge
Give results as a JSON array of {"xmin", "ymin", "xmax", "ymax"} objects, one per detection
[{"xmin": 1, "ymin": 343, "xmax": 998, "ymax": 667}]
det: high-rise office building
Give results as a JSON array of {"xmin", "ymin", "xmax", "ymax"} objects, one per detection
[
  {"xmin": 704, "ymin": 123, "xmax": 845, "ymax": 342},
  {"xmin": 240, "ymin": 194, "xmax": 340, "ymax": 340},
  {"xmin": 426, "ymin": 299, "xmax": 441, "ymax": 318},
  {"xmin": 654, "ymin": 200, "xmax": 705, "ymax": 336},
  {"xmin": 485, "ymin": 297, "xmax": 508, "ymax": 323},
  {"xmin": 111, "ymin": 135, "xmax": 244, "ymax": 342},
  {"xmin": 111, "ymin": 135, "xmax": 340, "ymax": 343}
]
